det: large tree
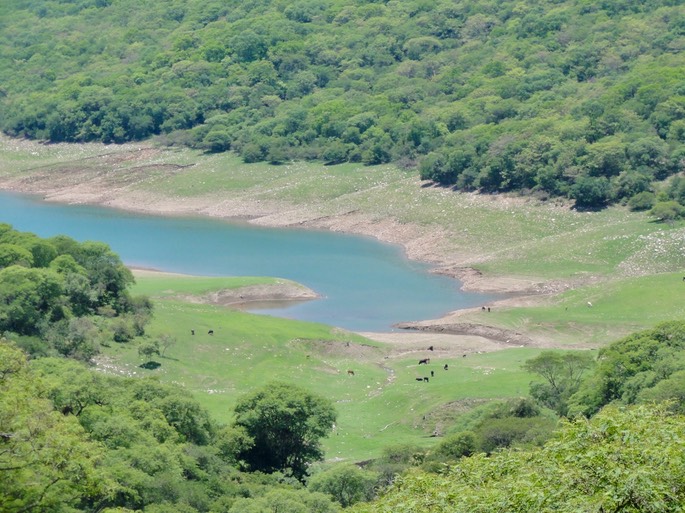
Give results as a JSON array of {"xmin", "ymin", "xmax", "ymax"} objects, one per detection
[
  {"xmin": 0, "ymin": 341, "xmax": 110, "ymax": 513},
  {"xmin": 524, "ymin": 351, "xmax": 594, "ymax": 417},
  {"xmin": 233, "ymin": 381, "xmax": 337, "ymax": 482}
]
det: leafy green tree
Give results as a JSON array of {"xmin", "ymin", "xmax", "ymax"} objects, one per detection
[
  {"xmin": 524, "ymin": 351, "xmax": 594, "ymax": 417},
  {"xmin": 432, "ymin": 431, "xmax": 478, "ymax": 461},
  {"xmin": 233, "ymin": 381, "xmax": 337, "ymax": 481},
  {"xmin": 569, "ymin": 176, "xmax": 612, "ymax": 209},
  {"xmin": 228, "ymin": 488, "xmax": 340, "ymax": 513},
  {"xmin": 0, "ymin": 244, "xmax": 33, "ymax": 268},
  {"xmin": 627, "ymin": 190, "xmax": 656, "ymax": 211},
  {"xmin": 649, "ymin": 200, "xmax": 685, "ymax": 222},
  {"xmin": 0, "ymin": 341, "xmax": 111, "ymax": 513},
  {"xmin": 569, "ymin": 321, "xmax": 685, "ymax": 417},
  {"xmin": 0, "ymin": 266, "xmax": 65, "ymax": 335},
  {"xmin": 138, "ymin": 339, "xmax": 161, "ymax": 361},
  {"xmin": 309, "ymin": 464, "xmax": 379, "ymax": 507}
]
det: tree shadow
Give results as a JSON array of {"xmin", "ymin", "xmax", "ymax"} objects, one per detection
[{"xmin": 139, "ymin": 361, "xmax": 161, "ymax": 370}]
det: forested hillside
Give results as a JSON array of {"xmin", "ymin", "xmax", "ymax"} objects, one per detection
[{"xmin": 1, "ymin": 0, "xmax": 684, "ymax": 207}]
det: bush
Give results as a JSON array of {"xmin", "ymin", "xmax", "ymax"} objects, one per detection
[{"xmin": 627, "ymin": 191, "xmax": 656, "ymax": 211}]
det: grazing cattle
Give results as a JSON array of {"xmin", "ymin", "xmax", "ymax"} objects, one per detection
[
  {"xmin": 191, "ymin": 329, "xmax": 195, "ymax": 336},
  {"xmin": 428, "ymin": 345, "xmax": 434, "ymax": 351},
  {"xmin": 487, "ymin": 307, "xmax": 491, "ymax": 312},
  {"xmin": 347, "ymin": 369, "xmax": 355, "ymax": 376},
  {"xmin": 415, "ymin": 377, "xmax": 424, "ymax": 382},
  {"xmin": 208, "ymin": 330, "xmax": 214, "ymax": 335},
  {"xmin": 587, "ymin": 302, "xmax": 593, "ymax": 307},
  {"xmin": 418, "ymin": 358, "xmax": 430, "ymax": 365},
  {"xmin": 482, "ymin": 306, "xmax": 486, "ymax": 311},
  {"xmin": 463, "ymin": 353, "xmax": 467, "ymax": 358},
  {"xmin": 423, "ymin": 377, "xmax": 429, "ymax": 382},
  {"xmin": 443, "ymin": 364, "xmax": 449, "ymax": 370},
  {"xmin": 430, "ymin": 370, "xmax": 434, "ymax": 377}
]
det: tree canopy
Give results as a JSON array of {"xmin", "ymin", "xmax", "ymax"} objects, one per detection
[
  {"xmin": 233, "ymin": 381, "xmax": 337, "ymax": 482},
  {"xmin": 0, "ymin": 225, "xmax": 151, "ymax": 360}
]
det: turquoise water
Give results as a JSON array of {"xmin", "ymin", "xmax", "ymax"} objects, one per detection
[{"xmin": 0, "ymin": 191, "xmax": 495, "ymax": 331}]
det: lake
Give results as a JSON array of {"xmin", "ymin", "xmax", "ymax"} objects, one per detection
[{"xmin": 0, "ymin": 191, "xmax": 495, "ymax": 331}]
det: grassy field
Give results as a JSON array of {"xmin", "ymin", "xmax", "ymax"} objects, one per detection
[
  {"xmin": 451, "ymin": 271, "xmax": 685, "ymax": 347},
  {"xmin": 94, "ymin": 274, "xmax": 546, "ymax": 461}
]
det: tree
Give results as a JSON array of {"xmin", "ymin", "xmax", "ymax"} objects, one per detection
[
  {"xmin": 0, "ymin": 266, "xmax": 65, "ymax": 335},
  {"xmin": 309, "ymin": 464, "xmax": 378, "ymax": 507},
  {"xmin": 649, "ymin": 200, "xmax": 685, "ymax": 222},
  {"xmin": 233, "ymin": 381, "xmax": 337, "ymax": 481},
  {"xmin": 138, "ymin": 340, "xmax": 160, "ymax": 361},
  {"xmin": 0, "ymin": 341, "xmax": 111, "ymax": 512},
  {"xmin": 568, "ymin": 321, "xmax": 685, "ymax": 417},
  {"xmin": 524, "ymin": 351, "xmax": 594, "ymax": 417},
  {"xmin": 569, "ymin": 176, "xmax": 612, "ymax": 209},
  {"xmin": 158, "ymin": 333, "xmax": 176, "ymax": 357}
]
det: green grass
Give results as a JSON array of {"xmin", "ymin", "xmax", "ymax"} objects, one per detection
[
  {"xmin": 130, "ymin": 274, "xmax": 291, "ymax": 298},
  {"xmin": 104, "ymin": 274, "xmax": 545, "ymax": 461},
  {"xmin": 457, "ymin": 272, "xmax": 685, "ymax": 346}
]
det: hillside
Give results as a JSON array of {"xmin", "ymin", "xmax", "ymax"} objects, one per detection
[{"xmin": 1, "ymin": 0, "xmax": 684, "ymax": 207}]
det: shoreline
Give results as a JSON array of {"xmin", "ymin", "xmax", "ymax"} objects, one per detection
[{"xmin": 0, "ymin": 140, "xmax": 568, "ymax": 350}]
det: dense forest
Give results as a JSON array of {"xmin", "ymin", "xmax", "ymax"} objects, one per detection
[
  {"xmin": 1, "ymin": 0, "xmax": 684, "ymax": 209},
  {"xmin": 0, "ymin": 223, "xmax": 152, "ymax": 360}
]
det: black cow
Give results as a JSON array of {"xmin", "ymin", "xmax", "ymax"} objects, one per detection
[
  {"xmin": 443, "ymin": 364, "xmax": 449, "ymax": 370},
  {"xmin": 208, "ymin": 330, "xmax": 214, "ymax": 335},
  {"xmin": 418, "ymin": 358, "xmax": 430, "ymax": 365}
]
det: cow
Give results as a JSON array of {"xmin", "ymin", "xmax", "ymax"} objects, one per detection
[
  {"xmin": 418, "ymin": 358, "xmax": 430, "ymax": 365},
  {"xmin": 208, "ymin": 330, "xmax": 214, "ymax": 335},
  {"xmin": 347, "ymin": 369, "xmax": 355, "ymax": 376},
  {"xmin": 430, "ymin": 370, "xmax": 434, "ymax": 377},
  {"xmin": 428, "ymin": 345, "xmax": 434, "ymax": 351},
  {"xmin": 423, "ymin": 377, "xmax": 429, "ymax": 382},
  {"xmin": 444, "ymin": 364, "xmax": 449, "ymax": 370},
  {"xmin": 415, "ymin": 377, "xmax": 424, "ymax": 382},
  {"xmin": 191, "ymin": 329, "xmax": 195, "ymax": 335}
]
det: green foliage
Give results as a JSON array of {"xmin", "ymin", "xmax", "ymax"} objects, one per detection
[
  {"xmin": 351, "ymin": 403, "xmax": 685, "ymax": 513},
  {"xmin": 0, "ymin": 341, "xmax": 111, "ymax": 513},
  {"xmin": 524, "ymin": 351, "xmax": 594, "ymax": 416},
  {"xmin": 0, "ymin": 0, "xmax": 683, "ymax": 207},
  {"xmin": 309, "ymin": 464, "xmax": 378, "ymax": 507},
  {"xmin": 0, "ymin": 226, "xmax": 149, "ymax": 359},
  {"xmin": 233, "ymin": 381, "xmax": 337, "ymax": 482},
  {"xmin": 649, "ymin": 200, "xmax": 685, "ymax": 222},
  {"xmin": 569, "ymin": 321, "xmax": 685, "ymax": 417}
]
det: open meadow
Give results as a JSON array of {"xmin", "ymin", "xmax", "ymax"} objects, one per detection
[{"xmin": 93, "ymin": 273, "xmax": 546, "ymax": 461}]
